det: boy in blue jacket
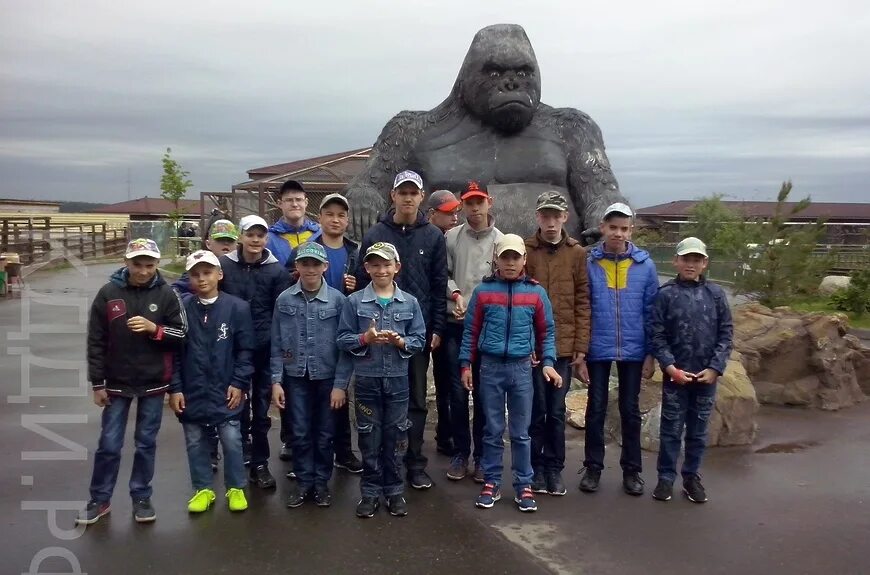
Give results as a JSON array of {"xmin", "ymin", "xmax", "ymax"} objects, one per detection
[
  {"xmin": 270, "ymin": 242, "xmax": 350, "ymax": 508},
  {"xmin": 649, "ymin": 237, "xmax": 733, "ymax": 503},
  {"xmin": 459, "ymin": 234, "xmax": 563, "ymax": 513},
  {"xmin": 169, "ymin": 250, "xmax": 253, "ymax": 513}
]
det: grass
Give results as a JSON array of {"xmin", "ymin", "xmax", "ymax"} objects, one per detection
[
  {"xmin": 790, "ymin": 299, "xmax": 870, "ymax": 329},
  {"xmin": 160, "ymin": 258, "xmax": 186, "ymax": 279}
]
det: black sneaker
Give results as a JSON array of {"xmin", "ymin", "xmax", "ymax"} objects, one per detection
[
  {"xmin": 285, "ymin": 485, "xmax": 308, "ymax": 508},
  {"xmin": 242, "ymin": 441, "xmax": 252, "ymax": 467},
  {"xmin": 249, "ymin": 465, "xmax": 276, "ymax": 489},
  {"xmin": 436, "ymin": 441, "xmax": 455, "ymax": 457},
  {"xmin": 546, "ymin": 472, "xmax": 567, "ymax": 496},
  {"xmin": 132, "ymin": 499, "xmax": 156, "ymax": 523},
  {"xmin": 623, "ymin": 472, "xmax": 645, "ymax": 496},
  {"xmin": 75, "ymin": 500, "xmax": 110, "ymax": 525},
  {"xmin": 408, "ymin": 469, "xmax": 433, "ymax": 490},
  {"xmin": 285, "ymin": 462, "xmax": 296, "ymax": 480},
  {"xmin": 683, "ymin": 475, "xmax": 708, "ymax": 503},
  {"xmin": 579, "ymin": 468, "xmax": 601, "ymax": 493},
  {"xmin": 652, "ymin": 478, "xmax": 674, "ymax": 501},
  {"xmin": 386, "ymin": 494, "xmax": 408, "ymax": 517},
  {"xmin": 356, "ymin": 496, "xmax": 380, "ymax": 518},
  {"xmin": 334, "ymin": 452, "xmax": 363, "ymax": 474},
  {"xmin": 313, "ymin": 485, "xmax": 331, "ymax": 507},
  {"xmin": 531, "ymin": 470, "xmax": 548, "ymax": 494},
  {"xmin": 279, "ymin": 443, "xmax": 292, "ymax": 462}
]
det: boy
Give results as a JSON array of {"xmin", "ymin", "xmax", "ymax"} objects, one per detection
[
  {"xmin": 581, "ymin": 203, "xmax": 659, "ymax": 496},
  {"xmin": 648, "ymin": 237, "xmax": 733, "ymax": 503},
  {"xmin": 173, "ymin": 219, "xmax": 238, "ymax": 295},
  {"xmin": 270, "ymin": 242, "xmax": 350, "ymax": 508},
  {"xmin": 267, "ymin": 179, "xmax": 322, "ymax": 266},
  {"xmin": 338, "ymin": 242, "xmax": 426, "ymax": 518},
  {"xmin": 77, "ymin": 238, "xmax": 187, "ymax": 525},
  {"xmin": 169, "ymin": 250, "xmax": 254, "ymax": 513},
  {"xmin": 220, "ymin": 215, "xmax": 291, "ymax": 488},
  {"xmin": 459, "ymin": 234, "xmax": 562, "ymax": 513},
  {"xmin": 524, "ymin": 191, "xmax": 590, "ymax": 497}
]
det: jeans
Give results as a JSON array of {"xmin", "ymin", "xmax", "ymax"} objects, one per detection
[
  {"xmin": 286, "ymin": 375, "xmax": 335, "ymax": 489},
  {"xmin": 183, "ymin": 420, "xmax": 246, "ymax": 490},
  {"xmin": 444, "ymin": 323, "xmax": 483, "ymax": 461},
  {"xmin": 404, "ymin": 350, "xmax": 429, "ymax": 472},
  {"xmin": 332, "ymin": 402, "xmax": 354, "ymax": 460},
  {"xmin": 432, "ymin": 331, "xmax": 454, "ymax": 448},
  {"xmin": 88, "ymin": 394, "xmax": 164, "ymax": 502},
  {"xmin": 657, "ymin": 379, "xmax": 717, "ymax": 482},
  {"xmin": 355, "ymin": 376, "xmax": 410, "ymax": 498},
  {"xmin": 583, "ymin": 360, "xmax": 643, "ymax": 474},
  {"xmin": 530, "ymin": 357, "xmax": 572, "ymax": 474},
  {"xmin": 478, "ymin": 355, "xmax": 534, "ymax": 493},
  {"xmin": 243, "ymin": 348, "xmax": 273, "ymax": 468}
]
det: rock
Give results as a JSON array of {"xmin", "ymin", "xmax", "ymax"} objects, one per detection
[
  {"xmin": 565, "ymin": 389, "xmax": 587, "ymax": 430},
  {"xmin": 640, "ymin": 404, "xmax": 661, "ymax": 452},
  {"xmin": 819, "ymin": 275, "xmax": 851, "ymax": 296},
  {"xmin": 707, "ymin": 353, "xmax": 759, "ymax": 446},
  {"xmin": 845, "ymin": 336, "xmax": 870, "ymax": 394}
]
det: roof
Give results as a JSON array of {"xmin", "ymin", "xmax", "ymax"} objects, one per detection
[
  {"xmin": 90, "ymin": 197, "xmax": 202, "ymax": 216},
  {"xmin": 637, "ymin": 200, "xmax": 870, "ymax": 221},
  {"xmin": 246, "ymin": 147, "xmax": 371, "ymax": 180},
  {"xmin": 0, "ymin": 198, "xmax": 62, "ymax": 207}
]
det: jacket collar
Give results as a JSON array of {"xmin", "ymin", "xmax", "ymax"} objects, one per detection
[
  {"xmin": 225, "ymin": 247, "xmax": 279, "ymax": 265},
  {"xmin": 590, "ymin": 241, "xmax": 648, "ymax": 263},
  {"xmin": 110, "ymin": 267, "xmax": 165, "ymax": 289},
  {"xmin": 460, "ymin": 215, "xmax": 497, "ymax": 240},
  {"xmin": 288, "ymin": 278, "xmax": 330, "ymax": 302},
  {"xmin": 527, "ymin": 229, "xmax": 578, "ymax": 249},
  {"xmin": 381, "ymin": 208, "xmax": 428, "ymax": 230},
  {"xmin": 360, "ymin": 281, "xmax": 406, "ymax": 303}
]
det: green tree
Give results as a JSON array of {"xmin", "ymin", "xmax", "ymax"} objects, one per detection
[{"xmin": 160, "ymin": 147, "xmax": 193, "ymax": 239}]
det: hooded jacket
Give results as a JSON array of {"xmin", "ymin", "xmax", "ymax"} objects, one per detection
[
  {"xmin": 87, "ymin": 267, "xmax": 187, "ymax": 396},
  {"xmin": 266, "ymin": 218, "xmax": 322, "ymax": 266}
]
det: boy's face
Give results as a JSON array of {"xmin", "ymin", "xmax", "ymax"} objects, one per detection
[
  {"xmin": 496, "ymin": 251, "xmax": 526, "ymax": 280},
  {"xmin": 428, "ymin": 208, "xmax": 460, "ymax": 233},
  {"xmin": 296, "ymin": 258, "xmax": 328, "ymax": 288},
  {"xmin": 189, "ymin": 263, "xmax": 223, "ymax": 295},
  {"xmin": 599, "ymin": 215, "xmax": 633, "ymax": 253},
  {"xmin": 364, "ymin": 256, "xmax": 400, "ymax": 288},
  {"xmin": 536, "ymin": 209, "xmax": 568, "ymax": 243},
  {"xmin": 390, "ymin": 184, "xmax": 424, "ymax": 219},
  {"xmin": 319, "ymin": 203, "xmax": 349, "ymax": 237},
  {"xmin": 125, "ymin": 256, "xmax": 158, "ymax": 286},
  {"xmin": 280, "ymin": 191, "xmax": 308, "ymax": 223},
  {"xmin": 673, "ymin": 253, "xmax": 708, "ymax": 282},
  {"xmin": 240, "ymin": 227, "xmax": 267, "ymax": 258},
  {"xmin": 463, "ymin": 196, "xmax": 491, "ymax": 229},
  {"xmin": 206, "ymin": 238, "xmax": 236, "ymax": 256}
]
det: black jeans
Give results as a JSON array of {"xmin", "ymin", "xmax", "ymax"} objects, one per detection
[
  {"xmin": 530, "ymin": 357, "xmax": 573, "ymax": 474},
  {"xmin": 444, "ymin": 323, "xmax": 483, "ymax": 461},
  {"xmin": 241, "ymin": 348, "xmax": 273, "ymax": 468},
  {"xmin": 431, "ymin": 331, "xmax": 454, "ymax": 449},
  {"xmin": 403, "ymin": 348, "xmax": 430, "ymax": 472},
  {"xmin": 332, "ymin": 402, "xmax": 355, "ymax": 460},
  {"xmin": 583, "ymin": 360, "xmax": 643, "ymax": 474}
]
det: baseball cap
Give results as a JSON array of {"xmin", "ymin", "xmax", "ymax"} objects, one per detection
[
  {"xmin": 460, "ymin": 181, "xmax": 489, "ymax": 201},
  {"xmin": 125, "ymin": 238, "xmax": 161, "ymax": 260},
  {"xmin": 602, "ymin": 202, "xmax": 634, "ymax": 220},
  {"xmin": 495, "ymin": 234, "xmax": 527, "ymax": 257},
  {"xmin": 279, "ymin": 179, "xmax": 306, "ymax": 196},
  {"xmin": 295, "ymin": 242, "xmax": 328, "ymax": 263},
  {"xmin": 209, "ymin": 219, "xmax": 238, "ymax": 241},
  {"xmin": 675, "ymin": 237, "xmax": 708, "ymax": 257},
  {"xmin": 364, "ymin": 241, "xmax": 401, "ymax": 262},
  {"xmin": 239, "ymin": 214, "xmax": 269, "ymax": 231},
  {"xmin": 185, "ymin": 249, "xmax": 222, "ymax": 271},
  {"xmin": 393, "ymin": 170, "xmax": 423, "ymax": 190},
  {"xmin": 536, "ymin": 191, "xmax": 569, "ymax": 212},
  {"xmin": 427, "ymin": 190, "xmax": 461, "ymax": 213},
  {"xmin": 319, "ymin": 193, "xmax": 350, "ymax": 211}
]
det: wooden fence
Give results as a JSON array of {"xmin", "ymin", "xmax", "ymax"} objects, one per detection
[{"xmin": 0, "ymin": 216, "xmax": 129, "ymax": 267}]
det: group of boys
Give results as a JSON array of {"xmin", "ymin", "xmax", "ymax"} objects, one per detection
[{"xmin": 76, "ymin": 169, "xmax": 733, "ymax": 525}]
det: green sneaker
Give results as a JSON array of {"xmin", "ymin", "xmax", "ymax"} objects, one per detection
[
  {"xmin": 227, "ymin": 488, "xmax": 248, "ymax": 512},
  {"xmin": 187, "ymin": 489, "xmax": 216, "ymax": 513}
]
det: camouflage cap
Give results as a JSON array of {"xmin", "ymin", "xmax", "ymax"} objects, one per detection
[
  {"xmin": 364, "ymin": 241, "xmax": 400, "ymax": 263},
  {"xmin": 535, "ymin": 191, "xmax": 569, "ymax": 212}
]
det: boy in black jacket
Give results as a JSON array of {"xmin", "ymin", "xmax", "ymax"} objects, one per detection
[{"xmin": 77, "ymin": 239, "xmax": 187, "ymax": 525}]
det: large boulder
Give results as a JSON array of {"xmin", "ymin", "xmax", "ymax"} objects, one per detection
[
  {"xmin": 818, "ymin": 275, "xmax": 851, "ymax": 296},
  {"xmin": 707, "ymin": 352, "xmax": 759, "ymax": 446}
]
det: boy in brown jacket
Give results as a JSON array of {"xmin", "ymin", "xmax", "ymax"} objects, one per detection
[{"xmin": 524, "ymin": 191, "xmax": 591, "ymax": 496}]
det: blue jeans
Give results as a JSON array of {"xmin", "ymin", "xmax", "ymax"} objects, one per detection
[
  {"xmin": 530, "ymin": 357, "xmax": 572, "ymax": 474},
  {"xmin": 88, "ymin": 394, "xmax": 164, "ymax": 502},
  {"xmin": 183, "ymin": 420, "xmax": 246, "ymax": 490},
  {"xmin": 583, "ymin": 360, "xmax": 643, "ymax": 473},
  {"xmin": 657, "ymin": 379, "xmax": 717, "ymax": 482},
  {"xmin": 355, "ymin": 376, "xmax": 410, "ymax": 498},
  {"xmin": 241, "ymin": 348, "xmax": 273, "ymax": 467},
  {"xmin": 286, "ymin": 375, "xmax": 335, "ymax": 489},
  {"xmin": 478, "ymin": 355, "xmax": 534, "ymax": 493},
  {"xmin": 444, "ymin": 322, "xmax": 484, "ymax": 461}
]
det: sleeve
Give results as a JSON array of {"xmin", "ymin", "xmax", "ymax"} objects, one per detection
[
  {"xmin": 459, "ymin": 288, "xmax": 482, "ymax": 368},
  {"xmin": 643, "ymin": 261, "xmax": 660, "ymax": 355},
  {"xmin": 354, "ymin": 232, "xmax": 374, "ymax": 292},
  {"xmin": 266, "ymin": 233, "xmax": 286, "ymax": 266},
  {"xmin": 150, "ymin": 288, "xmax": 187, "ymax": 348},
  {"xmin": 231, "ymin": 302, "xmax": 254, "ymax": 392},
  {"xmin": 336, "ymin": 297, "xmax": 368, "ymax": 356},
  {"xmin": 709, "ymin": 289, "xmax": 734, "ymax": 375},
  {"xmin": 270, "ymin": 304, "xmax": 284, "ymax": 384},
  {"xmin": 446, "ymin": 232, "xmax": 460, "ymax": 296},
  {"xmin": 274, "ymin": 267, "xmax": 292, "ymax": 300},
  {"xmin": 169, "ymin": 347, "xmax": 183, "ymax": 393},
  {"xmin": 648, "ymin": 289, "xmax": 676, "ymax": 370},
  {"xmin": 332, "ymin": 352, "xmax": 354, "ymax": 391},
  {"xmin": 400, "ymin": 298, "xmax": 427, "ymax": 356},
  {"xmin": 172, "ymin": 272, "xmax": 192, "ymax": 295},
  {"xmin": 573, "ymin": 246, "xmax": 591, "ymax": 355},
  {"xmin": 534, "ymin": 288, "xmax": 557, "ymax": 368},
  {"xmin": 429, "ymin": 231, "xmax": 448, "ymax": 336},
  {"xmin": 86, "ymin": 288, "xmax": 108, "ymax": 388}
]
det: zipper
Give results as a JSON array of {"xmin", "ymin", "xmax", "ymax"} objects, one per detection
[
  {"xmin": 504, "ymin": 281, "xmax": 513, "ymax": 358},
  {"xmin": 615, "ymin": 257, "xmax": 621, "ymax": 361}
]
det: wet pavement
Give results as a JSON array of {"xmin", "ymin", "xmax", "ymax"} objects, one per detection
[{"xmin": 2, "ymin": 262, "xmax": 869, "ymax": 575}]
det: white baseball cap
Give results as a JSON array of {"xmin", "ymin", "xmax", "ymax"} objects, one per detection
[
  {"xmin": 675, "ymin": 237, "xmax": 708, "ymax": 257},
  {"xmin": 602, "ymin": 202, "xmax": 634, "ymax": 219},
  {"xmin": 185, "ymin": 250, "xmax": 222, "ymax": 271},
  {"xmin": 495, "ymin": 234, "xmax": 527, "ymax": 257},
  {"xmin": 125, "ymin": 238, "xmax": 161, "ymax": 260},
  {"xmin": 239, "ymin": 214, "xmax": 269, "ymax": 231},
  {"xmin": 393, "ymin": 170, "xmax": 423, "ymax": 190}
]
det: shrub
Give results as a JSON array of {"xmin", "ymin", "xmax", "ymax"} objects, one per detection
[{"xmin": 830, "ymin": 270, "xmax": 870, "ymax": 317}]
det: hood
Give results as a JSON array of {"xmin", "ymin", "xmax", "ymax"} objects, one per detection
[
  {"xmin": 110, "ymin": 267, "xmax": 165, "ymax": 288},
  {"xmin": 380, "ymin": 208, "xmax": 429, "ymax": 230},
  {"xmin": 268, "ymin": 217, "xmax": 321, "ymax": 236},
  {"xmin": 481, "ymin": 272, "xmax": 538, "ymax": 285},
  {"xmin": 589, "ymin": 241, "xmax": 649, "ymax": 263},
  {"xmin": 225, "ymin": 247, "xmax": 279, "ymax": 266}
]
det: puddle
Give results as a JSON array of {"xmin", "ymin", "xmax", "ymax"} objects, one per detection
[{"xmin": 755, "ymin": 440, "xmax": 820, "ymax": 454}]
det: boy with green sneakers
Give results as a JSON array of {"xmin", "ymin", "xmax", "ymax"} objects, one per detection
[{"xmin": 169, "ymin": 250, "xmax": 255, "ymax": 513}]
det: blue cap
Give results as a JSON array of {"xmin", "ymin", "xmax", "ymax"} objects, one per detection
[{"xmin": 295, "ymin": 242, "xmax": 328, "ymax": 263}]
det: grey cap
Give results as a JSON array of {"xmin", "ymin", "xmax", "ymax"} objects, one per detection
[
  {"xmin": 602, "ymin": 202, "xmax": 634, "ymax": 220},
  {"xmin": 675, "ymin": 237, "xmax": 708, "ymax": 257},
  {"xmin": 319, "ymin": 193, "xmax": 349, "ymax": 211},
  {"xmin": 427, "ymin": 190, "xmax": 461, "ymax": 212}
]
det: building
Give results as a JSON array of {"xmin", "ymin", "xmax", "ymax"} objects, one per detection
[
  {"xmin": 90, "ymin": 196, "xmax": 203, "ymax": 221},
  {"xmin": 0, "ymin": 199, "xmax": 61, "ymax": 214}
]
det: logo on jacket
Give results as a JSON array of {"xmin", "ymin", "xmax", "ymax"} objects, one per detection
[
  {"xmin": 217, "ymin": 323, "xmax": 228, "ymax": 341},
  {"xmin": 148, "ymin": 303, "xmax": 158, "ymax": 312}
]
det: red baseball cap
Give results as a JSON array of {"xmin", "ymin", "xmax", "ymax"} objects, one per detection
[{"xmin": 460, "ymin": 181, "xmax": 489, "ymax": 201}]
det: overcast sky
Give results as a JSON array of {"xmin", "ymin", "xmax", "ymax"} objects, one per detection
[{"xmin": 1, "ymin": 0, "xmax": 868, "ymax": 208}]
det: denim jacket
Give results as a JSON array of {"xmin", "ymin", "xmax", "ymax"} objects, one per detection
[
  {"xmin": 270, "ymin": 279, "xmax": 352, "ymax": 384},
  {"xmin": 336, "ymin": 282, "xmax": 426, "ymax": 380}
]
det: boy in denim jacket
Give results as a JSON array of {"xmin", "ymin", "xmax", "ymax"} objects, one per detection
[
  {"xmin": 337, "ymin": 242, "xmax": 426, "ymax": 519},
  {"xmin": 270, "ymin": 242, "xmax": 350, "ymax": 508}
]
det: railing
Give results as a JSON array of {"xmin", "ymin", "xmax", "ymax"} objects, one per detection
[{"xmin": 0, "ymin": 216, "xmax": 129, "ymax": 267}]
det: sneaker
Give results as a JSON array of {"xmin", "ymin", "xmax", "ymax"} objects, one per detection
[
  {"xmin": 514, "ymin": 486, "xmax": 538, "ymax": 512},
  {"xmin": 446, "ymin": 455, "xmax": 468, "ymax": 481},
  {"xmin": 285, "ymin": 485, "xmax": 308, "ymax": 508},
  {"xmin": 579, "ymin": 467, "xmax": 601, "ymax": 493},
  {"xmin": 334, "ymin": 452, "xmax": 363, "ymax": 474},
  {"xmin": 475, "ymin": 483, "xmax": 501, "ymax": 509},
  {"xmin": 386, "ymin": 494, "xmax": 408, "ymax": 517},
  {"xmin": 279, "ymin": 443, "xmax": 292, "ymax": 462},
  {"xmin": 623, "ymin": 472, "xmax": 645, "ymax": 496},
  {"xmin": 356, "ymin": 496, "xmax": 380, "ymax": 518},
  {"xmin": 242, "ymin": 441, "xmax": 252, "ymax": 467},
  {"xmin": 436, "ymin": 441, "xmax": 455, "ymax": 457},
  {"xmin": 408, "ymin": 469, "xmax": 433, "ymax": 490},
  {"xmin": 472, "ymin": 460, "xmax": 485, "ymax": 484},
  {"xmin": 313, "ymin": 485, "xmax": 331, "ymax": 507},
  {"xmin": 226, "ymin": 488, "xmax": 248, "ymax": 512},
  {"xmin": 187, "ymin": 489, "xmax": 216, "ymax": 513},
  {"xmin": 531, "ymin": 470, "xmax": 548, "ymax": 494},
  {"xmin": 683, "ymin": 475, "xmax": 708, "ymax": 503},
  {"xmin": 546, "ymin": 472, "xmax": 567, "ymax": 496},
  {"xmin": 652, "ymin": 479, "xmax": 674, "ymax": 502},
  {"xmin": 75, "ymin": 500, "xmax": 110, "ymax": 525},
  {"xmin": 285, "ymin": 463, "xmax": 296, "ymax": 480},
  {"xmin": 249, "ymin": 465, "xmax": 276, "ymax": 489},
  {"xmin": 132, "ymin": 498, "xmax": 156, "ymax": 523}
]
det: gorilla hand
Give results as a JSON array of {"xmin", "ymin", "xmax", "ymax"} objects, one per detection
[
  {"xmin": 580, "ymin": 227, "xmax": 602, "ymax": 247},
  {"xmin": 345, "ymin": 183, "xmax": 387, "ymax": 241}
]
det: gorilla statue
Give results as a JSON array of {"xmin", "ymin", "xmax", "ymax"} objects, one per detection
[{"xmin": 344, "ymin": 23, "xmax": 626, "ymax": 243}]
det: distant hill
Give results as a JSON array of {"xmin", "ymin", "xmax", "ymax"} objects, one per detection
[{"xmin": 58, "ymin": 201, "xmax": 109, "ymax": 213}]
